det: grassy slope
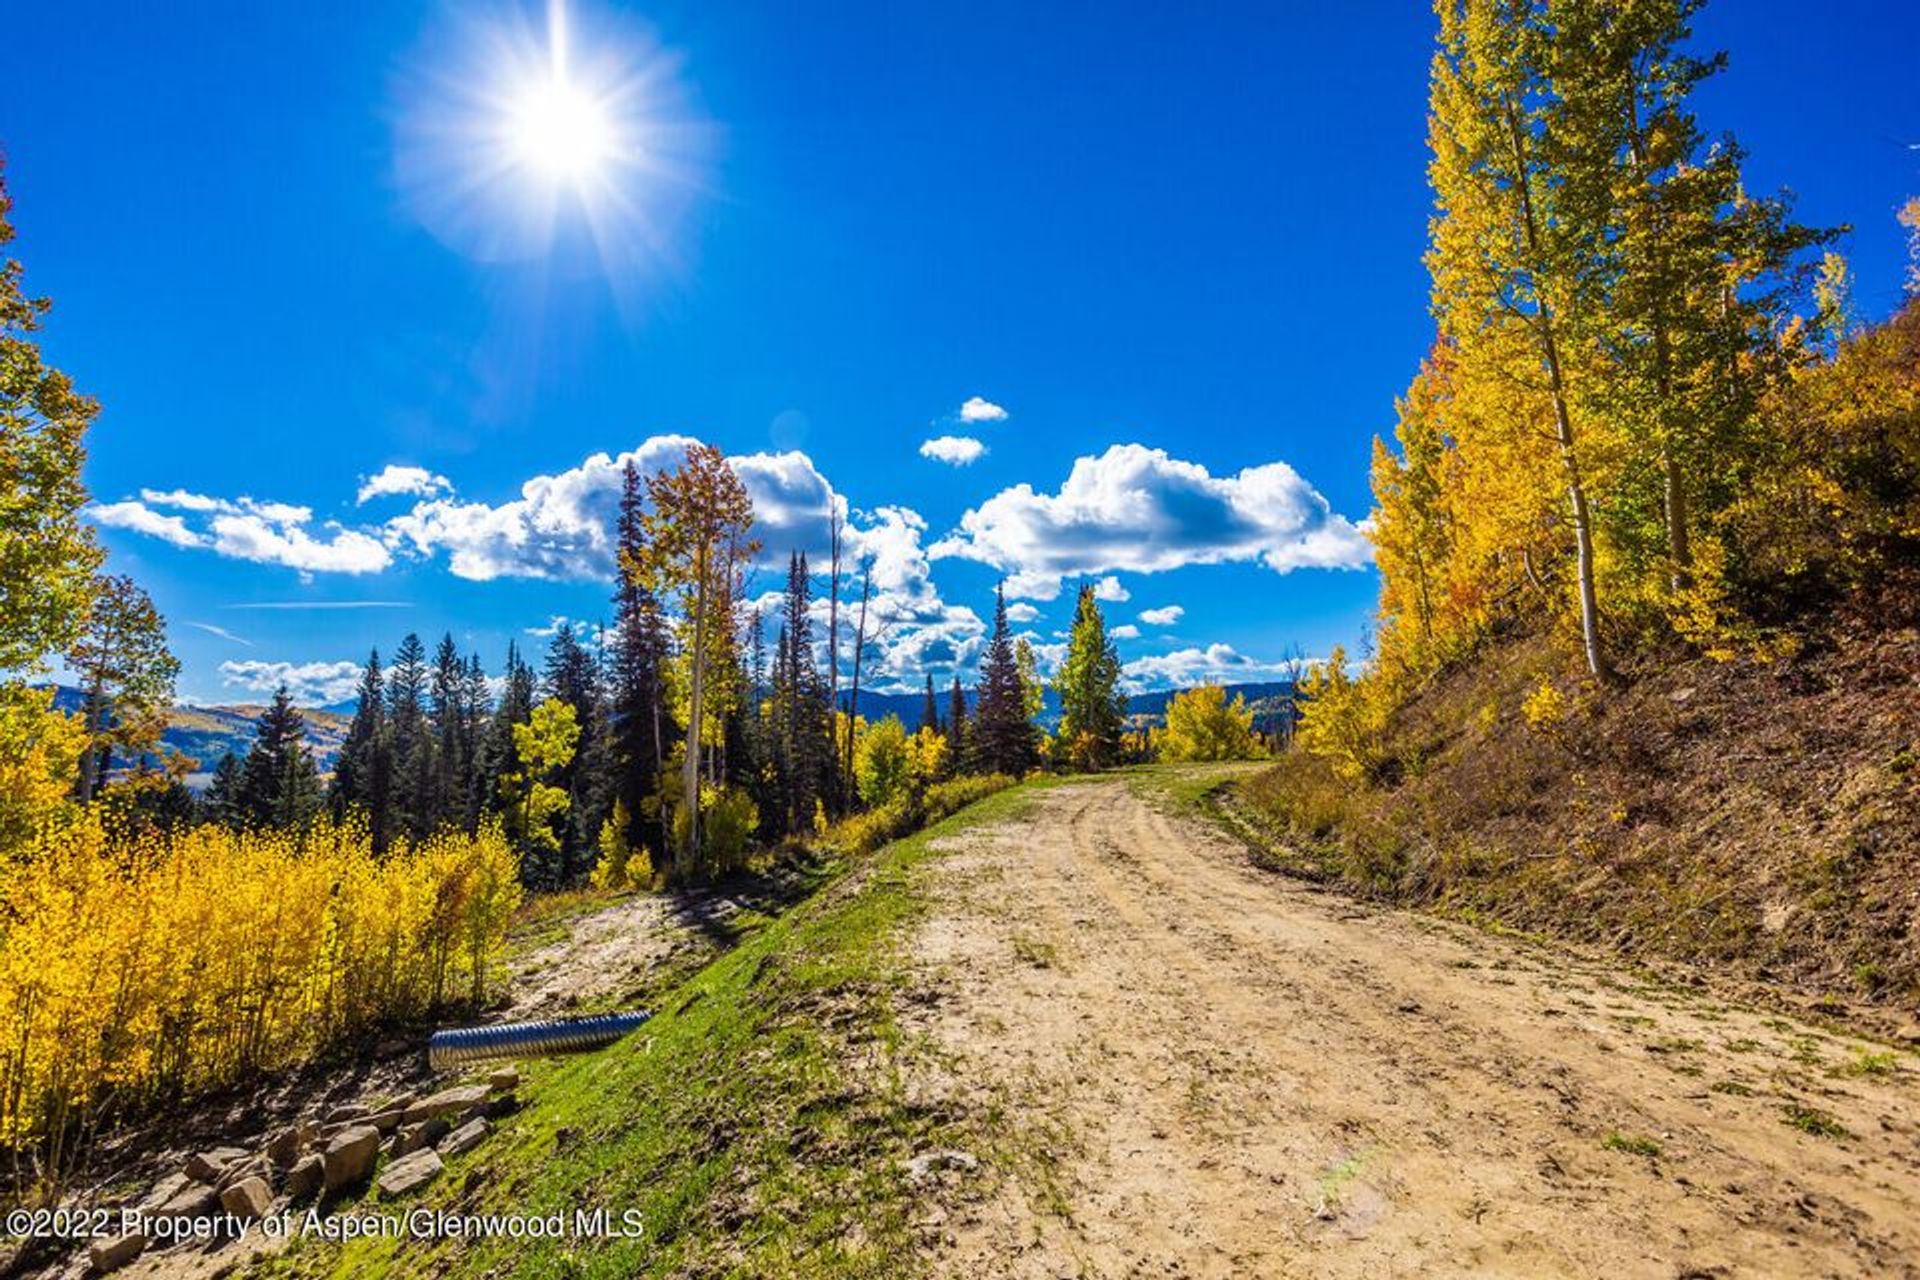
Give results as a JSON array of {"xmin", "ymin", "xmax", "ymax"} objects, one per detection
[{"xmin": 260, "ymin": 783, "xmax": 1044, "ymax": 1280}]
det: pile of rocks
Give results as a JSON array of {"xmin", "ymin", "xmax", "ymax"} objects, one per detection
[{"xmin": 85, "ymin": 1067, "xmax": 521, "ymax": 1276}]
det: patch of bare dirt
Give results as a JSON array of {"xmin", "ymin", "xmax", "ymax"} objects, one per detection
[{"xmin": 905, "ymin": 779, "xmax": 1920, "ymax": 1278}]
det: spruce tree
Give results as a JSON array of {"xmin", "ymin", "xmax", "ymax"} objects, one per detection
[
  {"xmin": 969, "ymin": 585, "xmax": 1037, "ymax": 777},
  {"xmin": 921, "ymin": 673, "xmax": 940, "ymax": 734},
  {"xmin": 202, "ymin": 752, "xmax": 243, "ymax": 826},
  {"xmin": 770, "ymin": 553, "xmax": 831, "ymax": 834},
  {"xmin": 386, "ymin": 632, "xmax": 432, "ymax": 841},
  {"xmin": 236, "ymin": 685, "xmax": 320, "ymax": 829},
  {"xmin": 947, "ymin": 675, "xmax": 967, "ymax": 766},
  {"xmin": 608, "ymin": 460, "xmax": 676, "ymax": 858},
  {"xmin": 1055, "ymin": 582, "xmax": 1125, "ymax": 769},
  {"xmin": 329, "ymin": 649, "xmax": 393, "ymax": 850}
]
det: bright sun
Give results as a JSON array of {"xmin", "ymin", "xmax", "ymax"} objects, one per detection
[
  {"xmin": 505, "ymin": 77, "xmax": 614, "ymax": 182},
  {"xmin": 391, "ymin": 0, "xmax": 710, "ymax": 273}
]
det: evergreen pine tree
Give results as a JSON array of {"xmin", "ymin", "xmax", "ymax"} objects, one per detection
[
  {"xmin": 947, "ymin": 675, "xmax": 967, "ymax": 766},
  {"xmin": 236, "ymin": 685, "xmax": 320, "ymax": 829},
  {"xmin": 969, "ymin": 584, "xmax": 1037, "ymax": 777},
  {"xmin": 921, "ymin": 673, "xmax": 940, "ymax": 734},
  {"xmin": 386, "ymin": 632, "xmax": 433, "ymax": 841},
  {"xmin": 770, "ymin": 553, "xmax": 832, "ymax": 834},
  {"xmin": 329, "ymin": 649, "xmax": 394, "ymax": 850},
  {"xmin": 202, "ymin": 751, "xmax": 243, "ymax": 826},
  {"xmin": 1055, "ymin": 582, "xmax": 1126, "ymax": 769},
  {"xmin": 608, "ymin": 459, "xmax": 676, "ymax": 858}
]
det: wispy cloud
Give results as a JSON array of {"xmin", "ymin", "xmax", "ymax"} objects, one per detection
[
  {"xmin": 227, "ymin": 601, "xmax": 412, "ymax": 610},
  {"xmin": 185, "ymin": 621, "xmax": 253, "ymax": 646}
]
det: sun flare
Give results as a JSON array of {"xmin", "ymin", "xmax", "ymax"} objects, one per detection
[
  {"xmin": 391, "ymin": 0, "xmax": 710, "ymax": 275},
  {"xmin": 504, "ymin": 77, "xmax": 616, "ymax": 182}
]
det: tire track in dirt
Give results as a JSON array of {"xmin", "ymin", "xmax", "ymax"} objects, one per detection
[{"xmin": 905, "ymin": 778, "xmax": 1920, "ymax": 1278}]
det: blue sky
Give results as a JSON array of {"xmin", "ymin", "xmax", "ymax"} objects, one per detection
[{"xmin": 6, "ymin": 1, "xmax": 1917, "ymax": 704}]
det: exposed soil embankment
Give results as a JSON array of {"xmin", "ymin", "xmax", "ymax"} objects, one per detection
[{"xmin": 1238, "ymin": 594, "xmax": 1920, "ymax": 1031}]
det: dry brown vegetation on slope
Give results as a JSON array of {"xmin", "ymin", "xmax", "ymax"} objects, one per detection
[{"xmin": 1240, "ymin": 578, "xmax": 1920, "ymax": 1030}]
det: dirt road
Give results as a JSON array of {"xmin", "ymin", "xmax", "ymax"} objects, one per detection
[{"xmin": 906, "ymin": 777, "xmax": 1920, "ymax": 1279}]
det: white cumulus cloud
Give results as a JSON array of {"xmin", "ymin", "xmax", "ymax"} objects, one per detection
[
  {"xmin": 92, "ymin": 491, "xmax": 392, "ymax": 575},
  {"xmin": 1139, "ymin": 605, "xmax": 1184, "ymax": 626},
  {"xmin": 930, "ymin": 443, "xmax": 1370, "ymax": 600},
  {"xmin": 1110, "ymin": 624, "xmax": 1141, "ymax": 639},
  {"xmin": 357, "ymin": 464, "xmax": 452, "ymax": 504},
  {"xmin": 90, "ymin": 501, "xmax": 206, "ymax": 548},
  {"xmin": 1004, "ymin": 602, "xmax": 1041, "ymax": 623},
  {"xmin": 959, "ymin": 396, "xmax": 1008, "ymax": 424},
  {"xmin": 1122, "ymin": 643, "xmax": 1288, "ymax": 693},
  {"xmin": 918, "ymin": 435, "xmax": 987, "ymax": 466},
  {"xmin": 1091, "ymin": 575, "xmax": 1130, "ymax": 602},
  {"xmin": 218, "ymin": 659, "xmax": 364, "ymax": 706}
]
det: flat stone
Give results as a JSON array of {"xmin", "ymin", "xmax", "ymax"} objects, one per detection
[
  {"xmin": 321, "ymin": 1125, "xmax": 381, "ymax": 1193},
  {"xmin": 376, "ymin": 1148, "xmax": 443, "ymax": 1199},
  {"xmin": 219, "ymin": 1176, "xmax": 273, "ymax": 1220},
  {"xmin": 368, "ymin": 1108, "xmax": 406, "ymax": 1134},
  {"xmin": 285, "ymin": 1153, "xmax": 324, "ymax": 1200},
  {"xmin": 183, "ymin": 1146, "xmax": 250, "ymax": 1184},
  {"xmin": 437, "ymin": 1117, "xmax": 490, "ymax": 1158},
  {"xmin": 393, "ymin": 1117, "xmax": 450, "ymax": 1158},
  {"xmin": 401, "ymin": 1084, "xmax": 490, "ymax": 1123},
  {"xmin": 86, "ymin": 1232, "xmax": 147, "ymax": 1274},
  {"xmin": 325, "ymin": 1102, "xmax": 372, "ymax": 1125},
  {"xmin": 488, "ymin": 1067, "xmax": 519, "ymax": 1091},
  {"xmin": 152, "ymin": 1182, "xmax": 220, "ymax": 1221},
  {"xmin": 216, "ymin": 1154, "xmax": 271, "ymax": 1191},
  {"xmin": 136, "ymin": 1171, "xmax": 189, "ymax": 1212}
]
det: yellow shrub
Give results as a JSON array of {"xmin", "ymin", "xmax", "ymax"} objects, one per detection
[
  {"xmin": 1521, "ymin": 679, "xmax": 1567, "ymax": 732},
  {"xmin": 0, "ymin": 815, "xmax": 520, "ymax": 1187}
]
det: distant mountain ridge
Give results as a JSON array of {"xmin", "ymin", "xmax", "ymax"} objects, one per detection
[{"xmin": 46, "ymin": 686, "xmax": 351, "ymax": 789}]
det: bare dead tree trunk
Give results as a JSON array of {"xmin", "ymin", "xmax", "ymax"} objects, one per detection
[{"xmin": 843, "ymin": 562, "xmax": 872, "ymax": 800}]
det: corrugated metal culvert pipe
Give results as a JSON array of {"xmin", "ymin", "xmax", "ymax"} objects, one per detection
[{"xmin": 427, "ymin": 1010, "xmax": 652, "ymax": 1070}]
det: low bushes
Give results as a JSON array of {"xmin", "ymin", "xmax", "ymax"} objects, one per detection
[{"xmin": 826, "ymin": 773, "xmax": 1016, "ymax": 856}]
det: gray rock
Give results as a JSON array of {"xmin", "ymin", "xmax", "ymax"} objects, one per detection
[
  {"xmin": 216, "ymin": 1154, "xmax": 271, "ymax": 1192},
  {"xmin": 393, "ymin": 1117, "xmax": 450, "ymax": 1158},
  {"xmin": 905, "ymin": 1149, "xmax": 980, "ymax": 1182},
  {"xmin": 219, "ymin": 1176, "xmax": 273, "ymax": 1220},
  {"xmin": 136, "ymin": 1171, "xmax": 189, "ymax": 1212},
  {"xmin": 321, "ymin": 1125, "xmax": 381, "ymax": 1193},
  {"xmin": 152, "ymin": 1182, "xmax": 220, "ymax": 1221},
  {"xmin": 325, "ymin": 1102, "xmax": 372, "ymax": 1125},
  {"xmin": 401, "ymin": 1084, "xmax": 489, "ymax": 1123},
  {"xmin": 86, "ymin": 1232, "xmax": 146, "ymax": 1274},
  {"xmin": 368, "ymin": 1108, "xmax": 406, "ymax": 1134},
  {"xmin": 183, "ymin": 1146, "xmax": 249, "ymax": 1184},
  {"xmin": 265, "ymin": 1122, "xmax": 312, "ymax": 1166},
  {"xmin": 376, "ymin": 1148, "xmax": 443, "ymax": 1199},
  {"xmin": 437, "ymin": 1117, "xmax": 490, "ymax": 1158},
  {"xmin": 285, "ymin": 1153, "xmax": 324, "ymax": 1200},
  {"xmin": 488, "ymin": 1067, "xmax": 519, "ymax": 1091}
]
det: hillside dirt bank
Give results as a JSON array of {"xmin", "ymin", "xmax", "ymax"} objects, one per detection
[{"xmin": 903, "ymin": 777, "xmax": 1920, "ymax": 1278}]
